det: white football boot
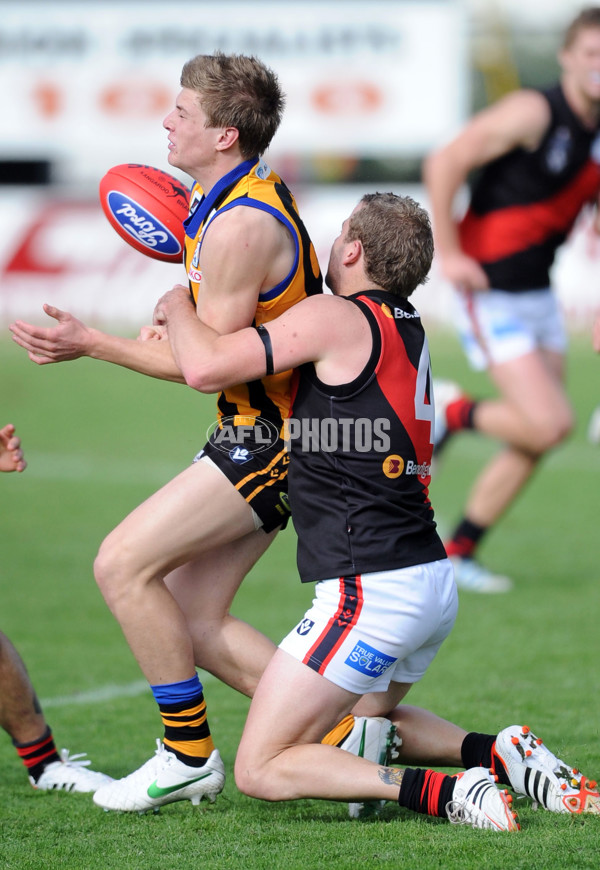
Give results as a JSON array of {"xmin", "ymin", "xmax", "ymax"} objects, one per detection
[
  {"xmin": 493, "ymin": 725, "xmax": 600, "ymax": 814},
  {"xmin": 339, "ymin": 716, "xmax": 402, "ymax": 819},
  {"xmin": 32, "ymin": 748, "xmax": 113, "ymax": 793},
  {"xmin": 446, "ymin": 767, "xmax": 519, "ymax": 831},
  {"xmin": 93, "ymin": 740, "xmax": 225, "ymax": 812},
  {"xmin": 450, "ymin": 556, "xmax": 513, "ymax": 594}
]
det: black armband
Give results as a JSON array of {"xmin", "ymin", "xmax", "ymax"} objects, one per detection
[{"xmin": 255, "ymin": 324, "xmax": 274, "ymax": 376}]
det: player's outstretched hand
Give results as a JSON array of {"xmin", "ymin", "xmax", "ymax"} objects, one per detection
[
  {"xmin": 9, "ymin": 304, "xmax": 93, "ymax": 364},
  {"xmin": 0, "ymin": 424, "xmax": 26, "ymax": 473}
]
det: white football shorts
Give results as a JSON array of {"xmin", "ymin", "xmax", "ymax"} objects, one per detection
[
  {"xmin": 454, "ymin": 287, "xmax": 567, "ymax": 370},
  {"xmin": 279, "ymin": 559, "xmax": 458, "ymax": 695}
]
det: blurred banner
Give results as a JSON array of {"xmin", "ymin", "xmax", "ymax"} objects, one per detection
[
  {"xmin": 0, "ymin": 0, "xmax": 468, "ymax": 185},
  {"xmin": 0, "ymin": 186, "xmax": 597, "ymax": 330}
]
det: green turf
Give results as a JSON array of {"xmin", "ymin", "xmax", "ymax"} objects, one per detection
[{"xmin": 0, "ymin": 328, "xmax": 598, "ymax": 869}]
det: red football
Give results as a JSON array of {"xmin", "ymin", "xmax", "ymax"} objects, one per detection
[{"xmin": 99, "ymin": 164, "xmax": 190, "ymax": 263}]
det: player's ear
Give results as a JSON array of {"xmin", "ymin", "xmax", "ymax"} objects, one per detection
[
  {"xmin": 342, "ymin": 239, "xmax": 362, "ymax": 266},
  {"xmin": 216, "ymin": 127, "xmax": 240, "ymax": 151}
]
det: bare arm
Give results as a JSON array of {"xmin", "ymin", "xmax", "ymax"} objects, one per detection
[
  {"xmin": 423, "ymin": 89, "xmax": 552, "ymax": 291},
  {"xmin": 193, "ymin": 205, "xmax": 297, "ymax": 334},
  {"xmin": 154, "ymin": 287, "xmax": 370, "ymax": 393},
  {"xmin": 9, "ymin": 203, "xmax": 296, "ymax": 380},
  {"xmin": 9, "ymin": 304, "xmax": 185, "ymax": 382}
]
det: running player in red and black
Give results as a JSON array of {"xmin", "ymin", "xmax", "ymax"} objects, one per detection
[{"xmin": 423, "ymin": 6, "xmax": 600, "ymax": 592}]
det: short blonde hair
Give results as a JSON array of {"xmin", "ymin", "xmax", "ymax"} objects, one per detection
[
  {"xmin": 346, "ymin": 193, "xmax": 433, "ymax": 298},
  {"xmin": 181, "ymin": 52, "xmax": 285, "ymax": 159}
]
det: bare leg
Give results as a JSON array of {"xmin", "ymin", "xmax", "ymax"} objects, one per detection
[
  {"xmin": 352, "ymin": 691, "xmax": 467, "ymax": 767},
  {"xmin": 464, "ymin": 349, "xmax": 572, "ymax": 527},
  {"xmin": 165, "ymin": 528, "xmax": 279, "ymax": 697},
  {"xmin": 0, "ymin": 631, "xmax": 46, "ymax": 744},
  {"xmin": 235, "ymin": 650, "xmax": 409, "ymax": 803},
  {"xmin": 94, "ymin": 460, "xmax": 261, "ymax": 686}
]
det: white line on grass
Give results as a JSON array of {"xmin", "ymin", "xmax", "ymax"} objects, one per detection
[
  {"xmin": 25, "ymin": 441, "xmax": 600, "ymax": 483},
  {"xmin": 40, "ymin": 673, "xmax": 219, "ymax": 708}
]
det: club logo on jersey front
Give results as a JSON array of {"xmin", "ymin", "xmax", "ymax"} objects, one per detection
[
  {"xmin": 106, "ymin": 191, "xmax": 182, "ymax": 257},
  {"xmin": 544, "ymin": 126, "xmax": 572, "ymax": 174},
  {"xmin": 345, "ymin": 641, "xmax": 395, "ymax": 677},
  {"xmin": 207, "ymin": 416, "xmax": 280, "ymax": 455}
]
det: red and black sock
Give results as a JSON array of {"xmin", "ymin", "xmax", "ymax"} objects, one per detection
[
  {"xmin": 398, "ymin": 767, "xmax": 456, "ymax": 818},
  {"xmin": 446, "ymin": 397, "xmax": 478, "ymax": 433},
  {"xmin": 444, "ymin": 518, "xmax": 487, "ymax": 559},
  {"xmin": 14, "ymin": 726, "xmax": 60, "ymax": 783}
]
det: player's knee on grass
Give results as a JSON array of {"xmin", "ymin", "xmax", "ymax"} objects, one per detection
[{"xmin": 234, "ymin": 750, "xmax": 280, "ymax": 801}]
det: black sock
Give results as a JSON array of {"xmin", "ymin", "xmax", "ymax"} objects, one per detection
[{"xmin": 461, "ymin": 732, "xmax": 510, "ymax": 785}]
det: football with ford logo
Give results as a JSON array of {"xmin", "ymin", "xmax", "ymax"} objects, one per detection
[{"xmin": 99, "ymin": 164, "xmax": 189, "ymax": 263}]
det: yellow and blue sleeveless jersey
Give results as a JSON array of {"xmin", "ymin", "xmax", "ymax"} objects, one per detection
[{"xmin": 184, "ymin": 157, "xmax": 322, "ymax": 429}]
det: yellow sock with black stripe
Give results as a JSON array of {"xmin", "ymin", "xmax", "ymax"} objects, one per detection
[{"xmin": 151, "ymin": 675, "xmax": 215, "ymax": 768}]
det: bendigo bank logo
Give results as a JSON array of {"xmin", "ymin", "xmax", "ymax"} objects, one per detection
[{"xmin": 382, "ymin": 455, "xmax": 431, "ymax": 479}]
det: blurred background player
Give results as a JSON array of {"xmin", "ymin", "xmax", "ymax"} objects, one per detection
[
  {"xmin": 423, "ymin": 6, "xmax": 600, "ymax": 592},
  {"xmin": 0, "ymin": 424, "xmax": 111, "ymax": 793}
]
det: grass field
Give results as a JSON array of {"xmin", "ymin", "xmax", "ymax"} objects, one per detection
[{"xmin": 1, "ymin": 327, "xmax": 599, "ymax": 870}]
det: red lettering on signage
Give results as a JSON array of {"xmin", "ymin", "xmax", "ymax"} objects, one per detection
[
  {"xmin": 31, "ymin": 82, "xmax": 62, "ymax": 119},
  {"xmin": 100, "ymin": 83, "xmax": 172, "ymax": 117},
  {"xmin": 312, "ymin": 82, "xmax": 382, "ymax": 115}
]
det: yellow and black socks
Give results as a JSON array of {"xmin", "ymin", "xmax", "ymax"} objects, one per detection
[{"xmin": 151, "ymin": 675, "xmax": 215, "ymax": 768}]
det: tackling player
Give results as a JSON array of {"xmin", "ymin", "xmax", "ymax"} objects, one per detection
[{"xmin": 141, "ymin": 191, "xmax": 600, "ymax": 827}]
